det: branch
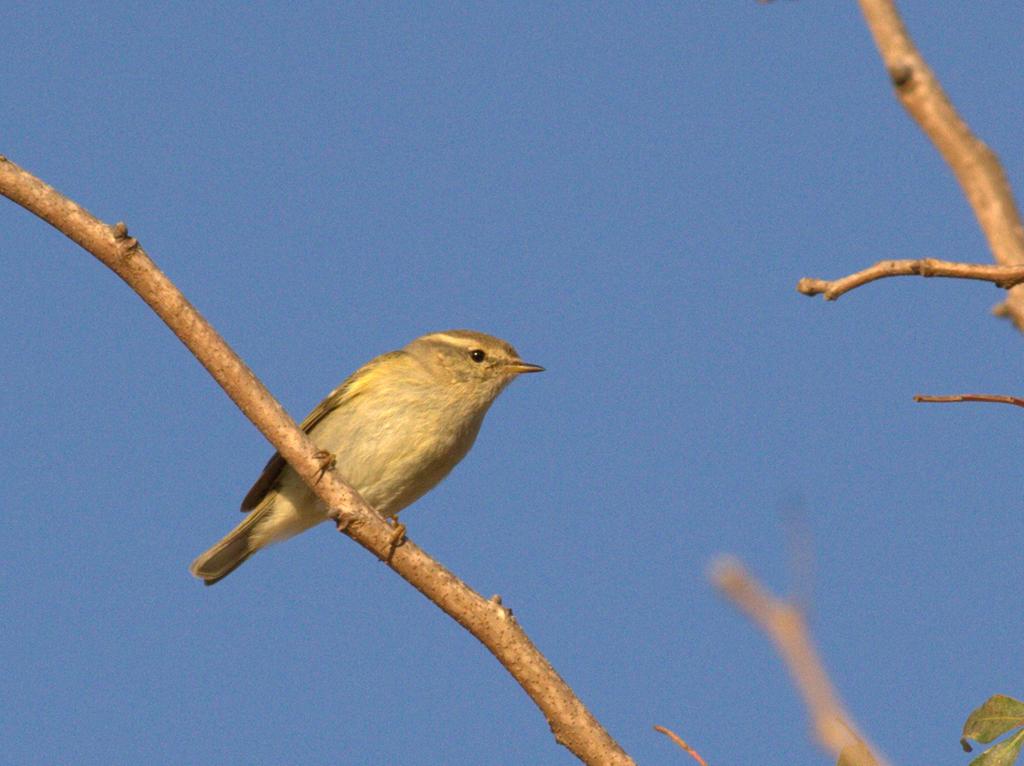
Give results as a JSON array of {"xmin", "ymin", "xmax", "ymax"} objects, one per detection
[
  {"xmin": 796, "ymin": 258, "xmax": 1024, "ymax": 301},
  {"xmin": 855, "ymin": 0, "xmax": 1024, "ymax": 330},
  {"xmin": 915, "ymin": 393, "xmax": 1024, "ymax": 409},
  {"xmin": 0, "ymin": 156, "xmax": 633, "ymax": 766},
  {"xmin": 710, "ymin": 557, "xmax": 888, "ymax": 766},
  {"xmin": 654, "ymin": 725, "xmax": 708, "ymax": 766}
]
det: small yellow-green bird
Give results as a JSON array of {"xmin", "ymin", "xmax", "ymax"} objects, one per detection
[{"xmin": 190, "ymin": 329, "xmax": 543, "ymax": 585}]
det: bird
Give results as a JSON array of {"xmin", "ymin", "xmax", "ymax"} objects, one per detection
[{"xmin": 190, "ymin": 329, "xmax": 543, "ymax": 585}]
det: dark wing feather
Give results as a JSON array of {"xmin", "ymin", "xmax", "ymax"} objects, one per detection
[
  {"xmin": 240, "ymin": 452, "xmax": 288, "ymax": 511},
  {"xmin": 238, "ymin": 351, "xmax": 404, "ymax": 511}
]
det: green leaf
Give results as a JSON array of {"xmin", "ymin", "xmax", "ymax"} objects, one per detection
[
  {"xmin": 836, "ymin": 740, "xmax": 880, "ymax": 766},
  {"xmin": 968, "ymin": 729, "xmax": 1024, "ymax": 766},
  {"xmin": 963, "ymin": 696, "xmax": 1024, "ymax": 749}
]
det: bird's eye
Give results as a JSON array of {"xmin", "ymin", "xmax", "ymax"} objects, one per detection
[{"xmin": 470, "ymin": 349, "xmax": 486, "ymax": 363}]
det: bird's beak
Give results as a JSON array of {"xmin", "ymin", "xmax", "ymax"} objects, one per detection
[{"xmin": 508, "ymin": 360, "xmax": 545, "ymax": 374}]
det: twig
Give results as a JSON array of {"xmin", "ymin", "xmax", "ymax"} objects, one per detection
[
  {"xmin": 915, "ymin": 393, "xmax": 1024, "ymax": 409},
  {"xmin": 0, "ymin": 156, "xmax": 634, "ymax": 766},
  {"xmin": 855, "ymin": 0, "xmax": 1024, "ymax": 329},
  {"xmin": 710, "ymin": 557, "xmax": 888, "ymax": 766},
  {"xmin": 796, "ymin": 259, "xmax": 1024, "ymax": 301},
  {"xmin": 654, "ymin": 725, "xmax": 708, "ymax": 766}
]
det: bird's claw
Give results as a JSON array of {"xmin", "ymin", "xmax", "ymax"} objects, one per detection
[
  {"xmin": 314, "ymin": 450, "xmax": 337, "ymax": 484},
  {"xmin": 385, "ymin": 518, "xmax": 406, "ymax": 555}
]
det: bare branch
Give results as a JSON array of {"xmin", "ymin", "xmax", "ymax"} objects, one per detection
[
  {"xmin": 0, "ymin": 156, "xmax": 633, "ymax": 766},
  {"xmin": 855, "ymin": 0, "xmax": 1024, "ymax": 329},
  {"xmin": 710, "ymin": 557, "xmax": 888, "ymax": 766},
  {"xmin": 915, "ymin": 393, "xmax": 1024, "ymax": 409},
  {"xmin": 654, "ymin": 725, "xmax": 708, "ymax": 766},
  {"xmin": 796, "ymin": 258, "xmax": 1024, "ymax": 301}
]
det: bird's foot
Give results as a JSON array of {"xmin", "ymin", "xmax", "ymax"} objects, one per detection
[
  {"xmin": 314, "ymin": 450, "xmax": 337, "ymax": 484},
  {"xmin": 385, "ymin": 517, "xmax": 407, "ymax": 555}
]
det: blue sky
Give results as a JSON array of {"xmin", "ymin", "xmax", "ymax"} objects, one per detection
[{"xmin": 3, "ymin": 3, "xmax": 1022, "ymax": 764}]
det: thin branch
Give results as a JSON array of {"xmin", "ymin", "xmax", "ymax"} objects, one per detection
[
  {"xmin": 855, "ymin": 0, "xmax": 1024, "ymax": 330},
  {"xmin": 915, "ymin": 393, "xmax": 1024, "ymax": 409},
  {"xmin": 796, "ymin": 258, "xmax": 1024, "ymax": 301},
  {"xmin": 710, "ymin": 557, "xmax": 888, "ymax": 766},
  {"xmin": 0, "ymin": 156, "xmax": 633, "ymax": 766},
  {"xmin": 654, "ymin": 725, "xmax": 708, "ymax": 766}
]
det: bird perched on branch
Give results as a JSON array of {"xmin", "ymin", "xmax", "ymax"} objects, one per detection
[{"xmin": 190, "ymin": 329, "xmax": 543, "ymax": 585}]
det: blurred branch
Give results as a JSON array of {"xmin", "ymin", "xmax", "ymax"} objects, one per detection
[
  {"xmin": 0, "ymin": 156, "xmax": 633, "ymax": 766},
  {"xmin": 915, "ymin": 393, "xmax": 1024, "ymax": 409},
  {"xmin": 711, "ymin": 557, "xmax": 888, "ymax": 766},
  {"xmin": 855, "ymin": 0, "xmax": 1024, "ymax": 329},
  {"xmin": 654, "ymin": 725, "xmax": 708, "ymax": 766},
  {"xmin": 796, "ymin": 258, "xmax": 1024, "ymax": 300}
]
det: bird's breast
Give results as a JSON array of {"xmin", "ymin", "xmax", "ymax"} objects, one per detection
[{"xmin": 308, "ymin": 389, "xmax": 487, "ymax": 516}]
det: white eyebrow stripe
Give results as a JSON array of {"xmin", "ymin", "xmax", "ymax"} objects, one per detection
[{"xmin": 421, "ymin": 332, "xmax": 478, "ymax": 348}]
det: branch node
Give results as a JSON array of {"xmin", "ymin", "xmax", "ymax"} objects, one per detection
[
  {"xmin": 490, "ymin": 594, "xmax": 516, "ymax": 620},
  {"xmin": 796, "ymin": 277, "xmax": 835, "ymax": 300},
  {"xmin": 110, "ymin": 221, "xmax": 140, "ymax": 256},
  {"xmin": 887, "ymin": 63, "xmax": 914, "ymax": 89}
]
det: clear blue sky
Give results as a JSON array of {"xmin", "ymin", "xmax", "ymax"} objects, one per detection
[{"xmin": 3, "ymin": 3, "xmax": 1021, "ymax": 764}]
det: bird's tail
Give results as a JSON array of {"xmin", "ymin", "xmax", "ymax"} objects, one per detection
[{"xmin": 190, "ymin": 505, "xmax": 271, "ymax": 586}]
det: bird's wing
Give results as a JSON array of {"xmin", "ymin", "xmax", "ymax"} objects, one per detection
[{"xmin": 239, "ymin": 351, "xmax": 404, "ymax": 511}]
